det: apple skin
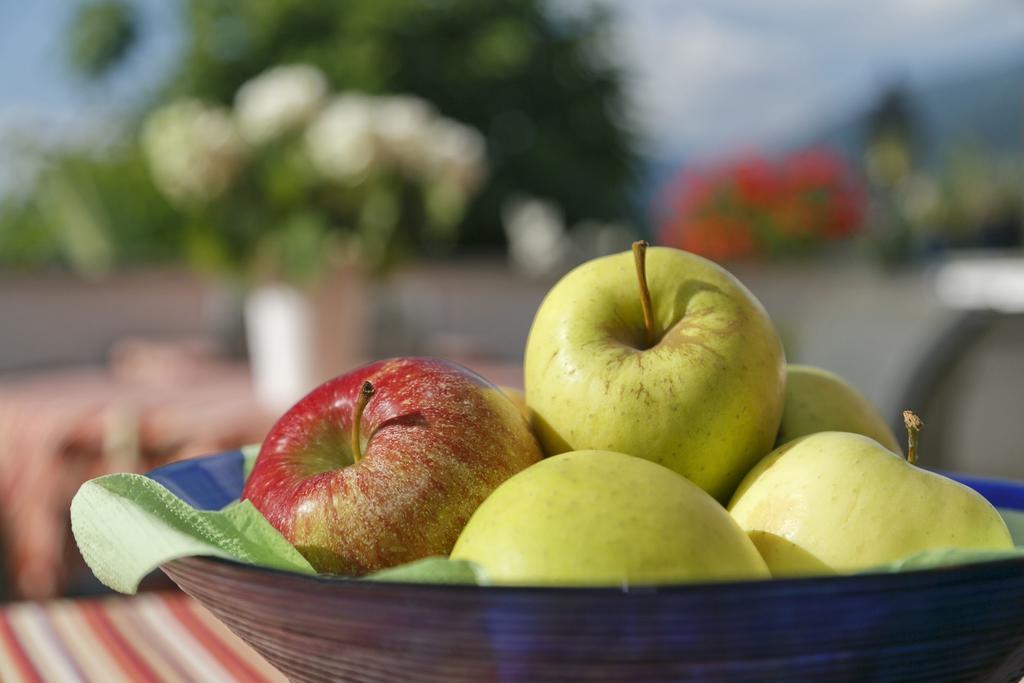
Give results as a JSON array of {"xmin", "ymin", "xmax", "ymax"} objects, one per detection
[
  {"xmin": 497, "ymin": 385, "xmax": 529, "ymax": 422},
  {"xmin": 777, "ymin": 364, "xmax": 901, "ymax": 453},
  {"xmin": 524, "ymin": 246, "xmax": 785, "ymax": 502},
  {"xmin": 242, "ymin": 357, "xmax": 543, "ymax": 575},
  {"xmin": 728, "ymin": 432, "xmax": 1014, "ymax": 575},
  {"xmin": 451, "ymin": 450, "xmax": 770, "ymax": 585}
]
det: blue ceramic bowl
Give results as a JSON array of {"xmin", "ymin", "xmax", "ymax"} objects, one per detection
[{"xmin": 152, "ymin": 451, "xmax": 1024, "ymax": 682}]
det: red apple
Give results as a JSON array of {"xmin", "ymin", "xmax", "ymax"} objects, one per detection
[{"xmin": 242, "ymin": 357, "xmax": 543, "ymax": 574}]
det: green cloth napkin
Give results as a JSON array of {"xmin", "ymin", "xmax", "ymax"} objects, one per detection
[
  {"xmin": 70, "ymin": 447, "xmax": 481, "ymax": 594},
  {"xmin": 70, "ymin": 475, "xmax": 316, "ymax": 594},
  {"xmin": 367, "ymin": 556, "xmax": 489, "ymax": 585},
  {"xmin": 70, "ymin": 446, "xmax": 1024, "ymax": 593}
]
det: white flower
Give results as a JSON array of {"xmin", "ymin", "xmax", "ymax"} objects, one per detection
[
  {"xmin": 371, "ymin": 96, "xmax": 436, "ymax": 171},
  {"xmin": 422, "ymin": 117, "xmax": 487, "ymax": 192},
  {"xmin": 305, "ymin": 94, "xmax": 379, "ymax": 183},
  {"xmin": 235, "ymin": 64, "xmax": 328, "ymax": 145},
  {"xmin": 141, "ymin": 99, "xmax": 245, "ymax": 205},
  {"xmin": 305, "ymin": 92, "xmax": 487, "ymax": 194}
]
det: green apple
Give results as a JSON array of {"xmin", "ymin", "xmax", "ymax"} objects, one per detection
[
  {"xmin": 524, "ymin": 242, "xmax": 785, "ymax": 502},
  {"xmin": 729, "ymin": 415, "xmax": 1013, "ymax": 576},
  {"xmin": 778, "ymin": 364, "xmax": 900, "ymax": 452},
  {"xmin": 450, "ymin": 450, "xmax": 770, "ymax": 585}
]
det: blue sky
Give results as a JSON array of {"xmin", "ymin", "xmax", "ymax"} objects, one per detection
[
  {"xmin": 0, "ymin": 0, "xmax": 177, "ymax": 136},
  {"xmin": 3, "ymin": 0, "xmax": 1024, "ymax": 161}
]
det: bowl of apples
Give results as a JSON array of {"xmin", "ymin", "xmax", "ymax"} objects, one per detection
[{"xmin": 146, "ymin": 243, "xmax": 1024, "ymax": 682}]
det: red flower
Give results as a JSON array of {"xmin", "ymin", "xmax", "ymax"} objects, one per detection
[
  {"xmin": 732, "ymin": 155, "xmax": 780, "ymax": 209},
  {"xmin": 655, "ymin": 147, "xmax": 864, "ymax": 262}
]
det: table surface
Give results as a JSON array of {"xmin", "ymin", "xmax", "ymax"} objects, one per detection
[{"xmin": 0, "ymin": 591, "xmax": 286, "ymax": 682}]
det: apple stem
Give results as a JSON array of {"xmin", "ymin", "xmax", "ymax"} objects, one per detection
[
  {"xmin": 632, "ymin": 240, "xmax": 656, "ymax": 348},
  {"xmin": 903, "ymin": 410, "xmax": 922, "ymax": 465},
  {"xmin": 352, "ymin": 381, "xmax": 375, "ymax": 464}
]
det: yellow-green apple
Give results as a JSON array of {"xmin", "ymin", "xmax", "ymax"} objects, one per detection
[
  {"xmin": 729, "ymin": 413, "xmax": 1013, "ymax": 576},
  {"xmin": 524, "ymin": 242, "xmax": 785, "ymax": 501},
  {"xmin": 451, "ymin": 450, "xmax": 770, "ymax": 585},
  {"xmin": 242, "ymin": 357, "xmax": 543, "ymax": 574},
  {"xmin": 778, "ymin": 364, "xmax": 900, "ymax": 452}
]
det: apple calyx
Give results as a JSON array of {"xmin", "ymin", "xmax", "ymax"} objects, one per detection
[
  {"xmin": 632, "ymin": 240, "xmax": 657, "ymax": 349},
  {"xmin": 352, "ymin": 380, "xmax": 375, "ymax": 463},
  {"xmin": 902, "ymin": 410, "xmax": 922, "ymax": 465}
]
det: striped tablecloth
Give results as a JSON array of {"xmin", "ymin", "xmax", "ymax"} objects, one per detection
[
  {"xmin": 0, "ymin": 591, "xmax": 286, "ymax": 682},
  {"xmin": 0, "ymin": 361, "xmax": 275, "ymax": 600}
]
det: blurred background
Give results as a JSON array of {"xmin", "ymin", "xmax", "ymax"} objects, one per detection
[{"xmin": 1, "ymin": 0, "xmax": 1023, "ymax": 606}]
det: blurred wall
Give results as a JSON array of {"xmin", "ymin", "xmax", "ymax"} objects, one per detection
[{"xmin": 0, "ymin": 270, "xmax": 213, "ymax": 372}]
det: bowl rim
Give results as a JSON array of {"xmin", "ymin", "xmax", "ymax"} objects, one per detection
[{"xmin": 168, "ymin": 550, "xmax": 1024, "ymax": 595}]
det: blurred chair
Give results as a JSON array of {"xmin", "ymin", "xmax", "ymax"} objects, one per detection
[{"xmin": 894, "ymin": 255, "xmax": 1024, "ymax": 478}]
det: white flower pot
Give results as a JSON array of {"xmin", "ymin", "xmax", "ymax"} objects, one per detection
[{"xmin": 244, "ymin": 269, "xmax": 367, "ymax": 412}]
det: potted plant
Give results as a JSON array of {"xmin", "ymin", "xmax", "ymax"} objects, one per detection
[{"xmin": 141, "ymin": 64, "xmax": 487, "ymax": 410}]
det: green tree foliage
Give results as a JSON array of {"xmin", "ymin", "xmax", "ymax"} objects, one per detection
[
  {"xmin": 66, "ymin": 0, "xmax": 139, "ymax": 79},
  {"xmin": 0, "ymin": 145, "xmax": 179, "ymax": 273}
]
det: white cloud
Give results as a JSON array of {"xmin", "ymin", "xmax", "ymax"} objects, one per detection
[{"xmin": 614, "ymin": 8, "xmax": 824, "ymax": 156}]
